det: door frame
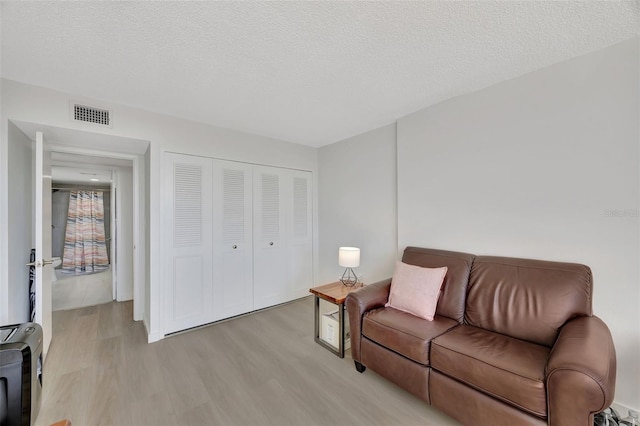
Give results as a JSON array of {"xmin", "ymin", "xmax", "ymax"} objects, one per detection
[{"xmin": 49, "ymin": 143, "xmax": 145, "ymax": 321}]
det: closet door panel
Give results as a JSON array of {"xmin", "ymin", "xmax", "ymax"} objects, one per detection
[
  {"xmin": 172, "ymin": 256, "xmax": 204, "ymax": 320},
  {"xmin": 253, "ymin": 167, "xmax": 288, "ymax": 310},
  {"xmin": 212, "ymin": 160, "xmax": 253, "ymax": 320},
  {"xmin": 162, "ymin": 154, "xmax": 314, "ymax": 334},
  {"xmin": 163, "ymin": 153, "xmax": 214, "ymax": 334},
  {"xmin": 289, "ymin": 171, "xmax": 313, "ymax": 299}
]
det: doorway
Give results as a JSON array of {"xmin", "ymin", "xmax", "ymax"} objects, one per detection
[
  {"xmin": 50, "ymin": 166, "xmax": 120, "ymax": 311},
  {"xmin": 13, "ymin": 120, "xmax": 148, "ymax": 325}
]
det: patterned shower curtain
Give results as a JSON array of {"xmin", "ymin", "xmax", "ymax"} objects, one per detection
[{"xmin": 62, "ymin": 191, "xmax": 110, "ymax": 274}]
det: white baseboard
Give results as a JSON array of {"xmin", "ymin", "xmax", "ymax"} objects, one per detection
[
  {"xmin": 143, "ymin": 318, "xmax": 164, "ymax": 343},
  {"xmin": 147, "ymin": 330, "xmax": 164, "ymax": 343}
]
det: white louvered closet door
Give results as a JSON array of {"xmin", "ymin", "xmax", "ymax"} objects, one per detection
[
  {"xmin": 212, "ymin": 159, "xmax": 254, "ymax": 320},
  {"xmin": 253, "ymin": 166, "xmax": 289, "ymax": 310},
  {"xmin": 289, "ymin": 170, "xmax": 313, "ymax": 299},
  {"xmin": 163, "ymin": 153, "xmax": 214, "ymax": 334}
]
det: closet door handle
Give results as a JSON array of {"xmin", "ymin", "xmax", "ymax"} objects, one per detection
[
  {"xmin": 269, "ymin": 242, "xmax": 274, "ymax": 246},
  {"xmin": 232, "ymin": 245, "xmax": 238, "ymax": 249}
]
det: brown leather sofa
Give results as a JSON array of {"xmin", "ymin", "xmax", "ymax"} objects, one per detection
[{"xmin": 346, "ymin": 247, "xmax": 616, "ymax": 426}]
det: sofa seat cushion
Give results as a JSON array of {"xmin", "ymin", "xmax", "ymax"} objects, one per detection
[
  {"xmin": 431, "ymin": 325, "xmax": 550, "ymax": 417},
  {"xmin": 362, "ymin": 307, "xmax": 458, "ymax": 365}
]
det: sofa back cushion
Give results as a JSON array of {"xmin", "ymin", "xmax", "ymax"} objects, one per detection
[
  {"xmin": 401, "ymin": 247, "xmax": 475, "ymax": 323},
  {"xmin": 465, "ymin": 256, "xmax": 593, "ymax": 347}
]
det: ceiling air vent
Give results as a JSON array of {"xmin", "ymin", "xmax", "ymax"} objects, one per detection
[{"xmin": 72, "ymin": 103, "xmax": 112, "ymax": 127}]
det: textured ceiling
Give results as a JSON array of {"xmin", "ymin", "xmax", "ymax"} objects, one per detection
[{"xmin": 1, "ymin": 1, "xmax": 638, "ymax": 147}]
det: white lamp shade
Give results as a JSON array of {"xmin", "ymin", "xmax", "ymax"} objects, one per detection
[{"xmin": 338, "ymin": 247, "xmax": 360, "ymax": 268}]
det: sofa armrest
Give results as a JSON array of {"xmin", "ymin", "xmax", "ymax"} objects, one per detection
[
  {"xmin": 345, "ymin": 278, "xmax": 391, "ymax": 363},
  {"xmin": 546, "ymin": 315, "xmax": 616, "ymax": 426}
]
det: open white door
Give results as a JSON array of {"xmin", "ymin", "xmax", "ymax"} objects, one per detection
[
  {"xmin": 34, "ymin": 131, "xmax": 53, "ymax": 357},
  {"xmin": 111, "ymin": 183, "xmax": 117, "ymax": 301}
]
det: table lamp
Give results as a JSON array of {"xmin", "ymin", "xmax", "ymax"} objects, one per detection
[{"xmin": 339, "ymin": 247, "xmax": 360, "ymax": 287}]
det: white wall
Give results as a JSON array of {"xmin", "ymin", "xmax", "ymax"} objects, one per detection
[
  {"xmin": 51, "ymin": 190, "xmax": 69, "ymax": 259},
  {"xmin": 0, "ymin": 78, "xmax": 318, "ymax": 342},
  {"xmin": 397, "ymin": 37, "xmax": 639, "ymax": 410},
  {"xmin": 115, "ymin": 167, "xmax": 134, "ymax": 301},
  {"xmin": 318, "ymin": 124, "xmax": 397, "ymax": 284},
  {"xmin": 4, "ymin": 121, "xmax": 33, "ymax": 323}
]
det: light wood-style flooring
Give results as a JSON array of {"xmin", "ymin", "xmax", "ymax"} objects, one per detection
[{"xmin": 36, "ymin": 297, "xmax": 460, "ymax": 426}]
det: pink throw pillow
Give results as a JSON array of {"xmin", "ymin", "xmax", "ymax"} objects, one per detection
[{"xmin": 385, "ymin": 261, "xmax": 448, "ymax": 321}]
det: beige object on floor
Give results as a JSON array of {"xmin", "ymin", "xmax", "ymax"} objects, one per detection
[{"xmin": 52, "ymin": 269, "xmax": 112, "ymax": 311}]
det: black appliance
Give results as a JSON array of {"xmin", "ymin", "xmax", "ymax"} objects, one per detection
[{"xmin": 0, "ymin": 323, "xmax": 43, "ymax": 426}]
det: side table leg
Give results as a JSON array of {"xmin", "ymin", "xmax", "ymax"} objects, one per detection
[
  {"xmin": 314, "ymin": 296, "xmax": 320, "ymax": 343},
  {"xmin": 338, "ymin": 302, "xmax": 345, "ymax": 358}
]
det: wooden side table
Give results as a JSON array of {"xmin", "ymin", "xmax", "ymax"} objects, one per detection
[{"xmin": 309, "ymin": 281, "xmax": 363, "ymax": 358}]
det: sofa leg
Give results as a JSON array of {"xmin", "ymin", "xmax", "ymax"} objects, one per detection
[{"xmin": 354, "ymin": 361, "xmax": 366, "ymax": 373}]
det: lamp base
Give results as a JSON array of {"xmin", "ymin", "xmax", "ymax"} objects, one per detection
[{"xmin": 340, "ymin": 268, "xmax": 358, "ymax": 287}]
